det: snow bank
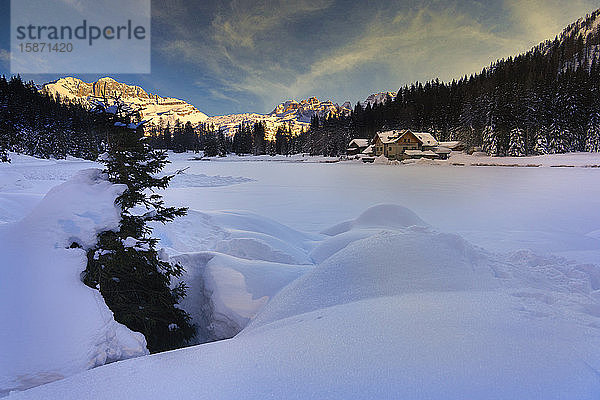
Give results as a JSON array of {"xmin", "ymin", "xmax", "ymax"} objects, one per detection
[
  {"xmin": 252, "ymin": 205, "xmax": 600, "ymax": 330},
  {"xmin": 321, "ymin": 204, "xmax": 428, "ymax": 236},
  {"xmin": 172, "ymin": 252, "xmax": 310, "ymax": 342},
  {"xmin": 0, "ymin": 154, "xmax": 100, "ymax": 224},
  {"xmin": 312, "ymin": 204, "xmax": 429, "ymax": 263},
  {"xmin": 0, "ymin": 169, "xmax": 148, "ymax": 396},
  {"xmin": 402, "ymin": 157, "xmax": 442, "ymax": 165},
  {"xmin": 153, "ymin": 209, "xmax": 316, "ymax": 341},
  {"xmin": 372, "ymin": 154, "xmax": 399, "ymax": 164},
  {"xmin": 10, "ymin": 294, "xmax": 600, "ymax": 400},
  {"xmin": 447, "ymin": 151, "xmax": 600, "ymax": 167},
  {"xmin": 251, "ymin": 227, "xmax": 495, "ymax": 328}
]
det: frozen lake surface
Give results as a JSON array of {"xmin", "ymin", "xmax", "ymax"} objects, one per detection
[{"xmin": 162, "ymin": 154, "xmax": 600, "ymax": 263}]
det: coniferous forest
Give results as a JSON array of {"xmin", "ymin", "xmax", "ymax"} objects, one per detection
[
  {"xmin": 0, "ymin": 75, "xmax": 105, "ymax": 162},
  {"xmin": 2, "ymin": 10, "xmax": 600, "ymax": 161},
  {"xmin": 305, "ymin": 10, "xmax": 600, "ymax": 157}
]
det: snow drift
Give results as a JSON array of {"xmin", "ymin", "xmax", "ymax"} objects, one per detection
[
  {"xmin": 153, "ymin": 209, "xmax": 316, "ymax": 342},
  {"xmin": 0, "ymin": 169, "xmax": 148, "ymax": 396},
  {"xmin": 10, "ymin": 204, "xmax": 600, "ymax": 399},
  {"xmin": 172, "ymin": 252, "xmax": 310, "ymax": 342}
]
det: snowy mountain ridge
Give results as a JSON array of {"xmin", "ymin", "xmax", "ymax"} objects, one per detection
[
  {"xmin": 43, "ymin": 77, "xmax": 209, "ymax": 127},
  {"xmin": 361, "ymin": 91, "xmax": 397, "ymax": 107},
  {"xmin": 533, "ymin": 9, "xmax": 600, "ymax": 72},
  {"xmin": 43, "ymin": 77, "xmax": 354, "ymax": 137},
  {"xmin": 269, "ymin": 97, "xmax": 351, "ymax": 123},
  {"xmin": 204, "ymin": 96, "xmax": 352, "ymax": 137}
]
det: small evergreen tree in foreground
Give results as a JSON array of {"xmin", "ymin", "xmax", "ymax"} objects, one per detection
[{"xmin": 83, "ymin": 104, "xmax": 196, "ymax": 353}]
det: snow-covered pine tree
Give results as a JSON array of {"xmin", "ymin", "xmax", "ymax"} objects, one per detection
[
  {"xmin": 83, "ymin": 103, "xmax": 196, "ymax": 353},
  {"xmin": 585, "ymin": 114, "xmax": 600, "ymax": 152},
  {"xmin": 533, "ymin": 126, "xmax": 550, "ymax": 155},
  {"xmin": 0, "ymin": 139, "xmax": 8, "ymax": 162},
  {"xmin": 548, "ymin": 122, "xmax": 568, "ymax": 153},
  {"xmin": 482, "ymin": 125, "xmax": 498, "ymax": 156},
  {"xmin": 508, "ymin": 127, "xmax": 526, "ymax": 156}
]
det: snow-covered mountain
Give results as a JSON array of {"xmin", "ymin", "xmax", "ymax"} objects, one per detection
[
  {"xmin": 535, "ymin": 9, "xmax": 600, "ymax": 72},
  {"xmin": 269, "ymin": 97, "xmax": 351, "ymax": 123},
  {"xmin": 43, "ymin": 77, "xmax": 209, "ymax": 127},
  {"xmin": 561, "ymin": 9, "xmax": 600, "ymax": 43},
  {"xmin": 361, "ymin": 91, "xmax": 397, "ymax": 107},
  {"xmin": 43, "ymin": 77, "xmax": 352, "ymax": 138},
  {"xmin": 204, "ymin": 97, "xmax": 352, "ymax": 138}
]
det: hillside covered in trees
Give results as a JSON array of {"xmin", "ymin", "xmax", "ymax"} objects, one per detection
[
  {"xmin": 0, "ymin": 76, "xmax": 107, "ymax": 162},
  {"xmin": 308, "ymin": 9, "xmax": 600, "ymax": 157}
]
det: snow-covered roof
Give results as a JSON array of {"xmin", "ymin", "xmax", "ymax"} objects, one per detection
[
  {"xmin": 375, "ymin": 129, "xmax": 416, "ymax": 144},
  {"xmin": 434, "ymin": 146, "xmax": 452, "ymax": 154},
  {"xmin": 348, "ymin": 139, "xmax": 369, "ymax": 148},
  {"xmin": 362, "ymin": 145, "xmax": 374, "ymax": 154},
  {"xmin": 413, "ymin": 132, "xmax": 439, "ymax": 146},
  {"xmin": 375, "ymin": 130, "xmax": 401, "ymax": 144},
  {"xmin": 374, "ymin": 129, "xmax": 438, "ymax": 146},
  {"xmin": 439, "ymin": 141, "xmax": 462, "ymax": 149}
]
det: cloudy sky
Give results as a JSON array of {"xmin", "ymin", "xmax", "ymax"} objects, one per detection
[{"xmin": 0, "ymin": 0, "xmax": 599, "ymax": 115}]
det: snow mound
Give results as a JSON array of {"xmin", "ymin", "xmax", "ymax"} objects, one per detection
[
  {"xmin": 253, "ymin": 206, "xmax": 600, "ymax": 331},
  {"xmin": 249, "ymin": 226, "xmax": 494, "ymax": 328},
  {"xmin": 0, "ymin": 169, "xmax": 148, "ymax": 396},
  {"xmin": 372, "ymin": 154, "xmax": 399, "ymax": 164},
  {"xmin": 310, "ymin": 228, "xmax": 375, "ymax": 263},
  {"xmin": 402, "ymin": 157, "xmax": 441, "ymax": 165},
  {"xmin": 321, "ymin": 204, "xmax": 428, "ymax": 236},
  {"xmin": 10, "ymin": 292, "xmax": 600, "ymax": 400}
]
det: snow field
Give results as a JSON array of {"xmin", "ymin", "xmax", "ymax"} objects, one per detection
[
  {"xmin": 9, "ymin": 203, "xmax": 600, "ymax": 399},
  {"xmin": 2, "ymin": 151, "xmax": 600, "ymax": 398}
]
